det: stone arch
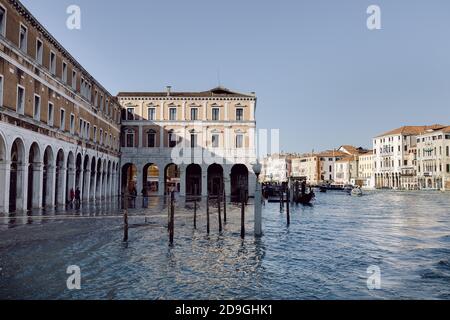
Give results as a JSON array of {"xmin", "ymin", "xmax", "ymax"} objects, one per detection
[
  {"xmin": 122, "ymin": 163, "xmax": 138, "ymax": 193},
  {"xmin": 9, "ymin": 138, "xmax": 26, "ymax": 212},
  {"xmin": 230, "ymin": 164, "xmax": 249, "ymax": 202},
  {"xmin": 207, "ymin": 163, "xmax": 223, "ymax": 196},
  {"xmin": 164, "ymin": 163, "xmax": 180, "ymax": 194},
  {"xmin": 186, "ymin": 164, "xmax": 202, "ymax": 197},
  {"xmin": 143, "ymin": 163, "xmax": 159, "ymax": 195}
]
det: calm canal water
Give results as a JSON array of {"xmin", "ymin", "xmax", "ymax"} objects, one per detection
[{"xmin": 0, "ymin": 191, "xmax": 449, "ymax": 300}]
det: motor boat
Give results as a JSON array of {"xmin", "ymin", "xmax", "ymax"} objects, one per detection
[{"xmin": 351, "ymin": 187, "xmax": 363, "ymax": 196}]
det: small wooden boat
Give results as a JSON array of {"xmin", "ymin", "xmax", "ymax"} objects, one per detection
[
  {"xmin": 351, "ymin": 187, "xmax": 363, "ymax": 197},
  {"xmin": 296, "ymin": 191, "xmax": 315, "ymax": 204}
]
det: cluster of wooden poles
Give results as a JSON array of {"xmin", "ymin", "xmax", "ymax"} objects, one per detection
[{"xmin": 121, "ymin": 189, "xmax": 248, "ymax": 245}]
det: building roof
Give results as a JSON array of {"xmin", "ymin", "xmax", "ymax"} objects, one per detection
[
  {"xmin": 316, "ymin": 150, "xmax": 348, "ymax": 157},
  {"xmin": 375, "ymin": 125, "xmax": 446, "ymax": 138},
  {"xmin": 336, "ymin": 155, "xmax": 358, "ymax": 163},
  {"xmin": 117, "ymin": 86, "xmax": 256, "ymax": 98}
]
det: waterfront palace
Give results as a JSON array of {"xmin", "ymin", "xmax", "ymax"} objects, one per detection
[{"xmin": 0, "ymin": 0, "xmax": 257, "ymax": 213}]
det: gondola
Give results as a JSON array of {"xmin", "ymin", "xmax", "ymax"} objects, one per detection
[{"xmin": 295, "ymin": 190, "xmax": 315, "ymax": 205}]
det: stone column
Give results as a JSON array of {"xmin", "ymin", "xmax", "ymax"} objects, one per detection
[
  {"xmin": 33, "ymin": 162, "xmax": 43, "ymax": 208},
  {"xmin": 83, "ymin": 169, "xmax": 91, "ymax": 201},
  {"xmin": 90, "ymin": 170, "xmax": 97, "ymax": 201},
  {"xmin": 57, "ymin": 165, "xmax": 67, "ymax": 205},
  {"xmin": 0, "ymin": 162, "xmax": 11, "ymax": 214},
  {"xmin": 224, "ymin": 102, "xmax": 229, "ymax": 121},
  {"xmin": 18, "ymin": 163, "xmax": 28, "ymax": 211},
  {"xmin": 97, "ymin": 171, "xmax": 103, "ymax": 200},
  {"xmin": 201, "ymin": 170, "xmax": 208, "ymax": 197},
  {"xmin": 158, "ymin": 171, "xmax": 164, "ymax": 196},
  {"xmin": 179, "ymin": 165, "xmax": 186, "ymax": 197},
  {"xmin": 46, "ymin": 160, "xmax": 57, "ymax": 206}
]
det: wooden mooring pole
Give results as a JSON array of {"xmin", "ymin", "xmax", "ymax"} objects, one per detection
[
  {"xmin": 286, "ymin": 187, "xmax": 290, "ymax": 226},
  {"xmin": 223, "ymin": 187, "xmax": 227, "ymax": 224},
  {"xmin": 206, "ymin": 194, "xmax": 210, "ymax": 234},
  {"xmin": 218, "ymin": 191, "xmax": 222, "ymax": 233},
  {"xmin": 169, "ymin": 191, "xmax": 175, "ymax": 245},
  {"xmin": 123, "ymin": 191, "xmax": 129, "ymax": 242},
  {"xmin": 240, "ymin": 191, "xmax": 245, "ymax": 239},
  {"xmin": 194, "ymin": 199, "xmax": 197, "ymax": 229}
]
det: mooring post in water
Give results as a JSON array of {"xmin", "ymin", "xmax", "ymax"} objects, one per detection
[
  {"xmin": 194, "ymin": 198, "xmax": 197, "ymax": 229},
  {"xmin": 279, "ymin": 188, "xmax": 283, "ymax": 212},
  {"xmin": 206, "ymin": 194, "xmax": 210, "ymax": 234},
  {"xmin": 286, "ymin": 187, "xmax": 290, "ymax": 226},
  {"xmin": 241, "ymin": 191, "xmax": 245, "ymax": 239},
  {"xmin": 123, "ymin": 191, "xmax": 129, "ymax": 242},
  {"xmin": 223, "ymin": 185, "xmax": 227, "ymax": 224},
  {"xmin": 218, "ymin": 189, "xmax": 222, "ymax": 233},
  {"xmin": 169, "ymin": 191, "xmax": 175, "ymax": 245}
]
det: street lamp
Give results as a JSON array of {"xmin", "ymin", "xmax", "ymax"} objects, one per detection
[{"xmin": 252, "ymin": 160, "xmax": 262, "ymax": 237}]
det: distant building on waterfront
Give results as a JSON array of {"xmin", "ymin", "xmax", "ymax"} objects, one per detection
[
  {"xmin": 416, "ymin": 126, "xmax": 450, "ymax": 190},
  {"xmin": 261, "ymin": 153, "xmax": 292, "ymax": 183},
  {"xmin": 358, "ymin": 151, "xmax": 375, "ymax": 188},
  {"xmin": 0, "ymin": 0, "xmax": 121, "ymax": 214},
  {"xmin": 373, "ymin": 125, "xmax": 444, "ymax": 190}
]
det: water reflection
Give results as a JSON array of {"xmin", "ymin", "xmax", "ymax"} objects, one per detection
[{"xmin": 0, "ymin": 191, "xmax": 449, "ymax": 299}]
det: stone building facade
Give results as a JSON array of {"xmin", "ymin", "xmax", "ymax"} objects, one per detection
[
  {"xmin": 0, "ymin": 0, "xmax": 121, "ymax": 213},
  {"xmin": 117, "ymin": 86, "xmax": 257, "ymax": 200}
]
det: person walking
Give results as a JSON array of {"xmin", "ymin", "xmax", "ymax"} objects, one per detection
[
  {"xmin": 69, "ymin": 188, "xmax": 75, "ymax": 208},
  {"xmin": 75, "ymin": 187, "xmax": 81, "ymax": 209}
]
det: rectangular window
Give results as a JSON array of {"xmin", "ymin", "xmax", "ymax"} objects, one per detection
[
  {"xmin": 147, "ymin": 132, "xmax": 156, "ymax": 147},
  {"xmin": 33, "ymin": 94, "xmax": 41, "ymax": 121},
  {"xmin": 36, "ymin": 39, "xmax": 43, "ymax": 64},
  {"xmin": 62, "ymin": 61, "xmax": 67, "ymax": 83},
  {"xmin": 72, "ymin": 70, "xmax": 77, "ymax": 90},
  {"xmin": 212, "ymin": 134, "xmax": 219, "ymax": 148},
  {"xmin": 190, "ymin": 134, "xmax": 197, "ymax": 148},
  {"xmin": 17, "ymin": 85, "xmax": 25, "ymax": 114},
  {"xmin": 447, "ymin": 164, "xmax": 450, "ymax": 173},
  {"xmin": 100, "ymin": 129, "xmax": 103, "ymax": 145},
  {"xmin": 191, "ymin": 108, "xmax": 198, "ymax": 121},
  {"xmin": 47, "ymin": 102, "xmax": 54, "ymax": 126},
  {"xmin": 126, "ymin": 131, "xmax": 134, "ymax": 148},
  {"xmin": 0, "ymin": 75, "xmax": 3, "ymax": 106},
  {"xmin": 93, "ymin": 126, "xmax": 97, "ymax": 143},
  {"xmin": 168, "ymin": 133, "xmax": 177, "ymax": 148},
  {"xmin": 94, "ymin": 91, "xmax": 98, "ymax": 108},
  {"xmin": 148, "ymin": 107, "xmax": 156, "ymax": 120},
  {"xmin": 126, "ymin": 107, "xmax": 134, "ymax": 120},
  {"xmin": 0, "ymin": 6, "xmax": 6, "ymax": 36},
  {"xmin": 236, "ymin": 108, "xmax": 244, "ymax": 121},
  {"xmin": 169, "ymin": 108, "xmax": 177, "ymax": 121},
  {"xmin": 100, "ymin": 95, "xmax": 104, "ymax": 111},
  {"xmin": 19, "ymin": 24, "xmax": 27, "ymax": 53},
  {"xmin": 70, "ymin": 114, "xmax": 75, "ymax": 134},
  {"xmin": 236, "ymin": 134, "xmax": 243, "ymax": 148},
  {"xmin": 212, "ymin": 108, "xmax": 220, "ymax": 121},
  {"xmin": 60, "ymin": 109, "xmax": 66, "ymax": 131},
  {"xmin": 86, "ymin": 123, "xmax": 90, "ymax": 140},
  {"xmin": 50, "ymin": 51, "xmax": 56, "ymax": 74}
]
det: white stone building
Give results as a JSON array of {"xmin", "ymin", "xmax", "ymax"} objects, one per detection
[
  {"xmin": 261, "ymin": 154, "xmax": 292, "ymax": 183},
  {"xmin": 117, "ymin": 87, "xmax": 257, "ymax": 200},
  {"xmin": 373, "ymin": 125, "xmax": 444, "ymax": 190},
  {"xmin": 416, "ymin": 126, "xmax": 450, "ymax": 190}
]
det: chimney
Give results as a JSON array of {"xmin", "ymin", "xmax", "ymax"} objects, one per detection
[{"xmin": 166, "ymin": 86, "xmax": 172, "ymax": 96}]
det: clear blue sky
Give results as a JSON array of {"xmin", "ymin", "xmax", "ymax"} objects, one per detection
[{"xmin": 21, "ymin": 0, "xmax": 450, "ymax": 153}]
